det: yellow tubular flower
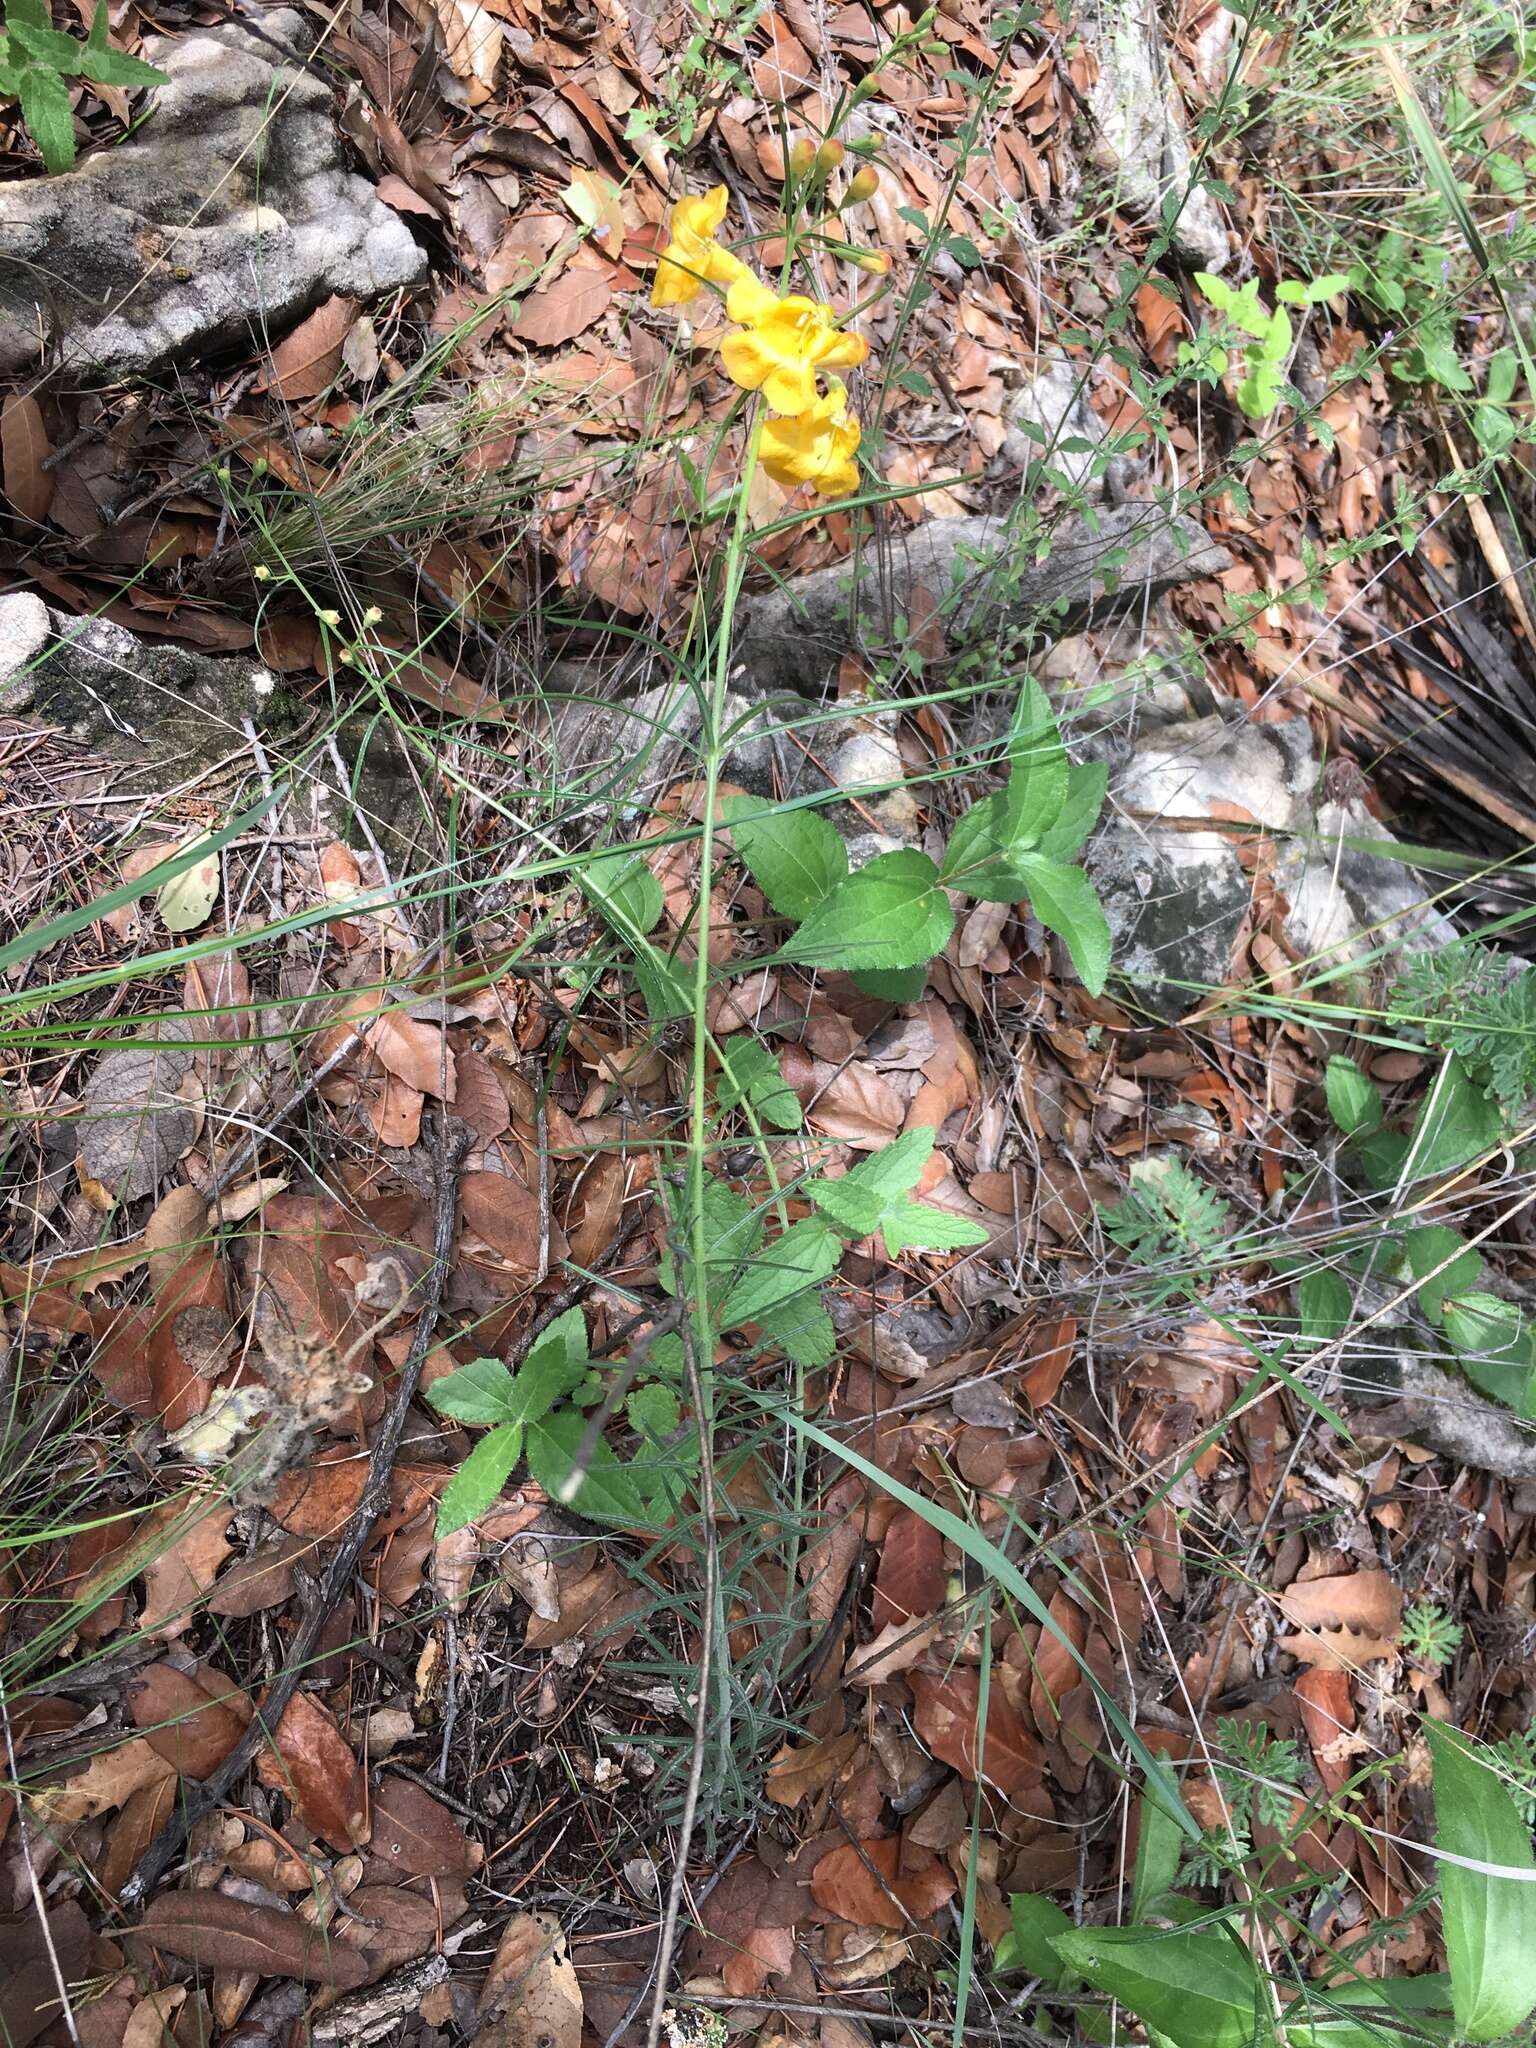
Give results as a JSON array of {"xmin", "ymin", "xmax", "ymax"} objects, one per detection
[
  {"xmin": 718, "ymin": 286, "xmax": 870, "ymax": 415},
  {"xmin": 761, "ymin": 380, "xmax": 862, "ymax": 499},
  {"xmin": 650, "ymin": 185, "xmax": 745, "ymax": 308}
]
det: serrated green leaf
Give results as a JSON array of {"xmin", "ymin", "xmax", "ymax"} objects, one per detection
[
  {"xmin": 526, "ymin": 1407, "xmax": 656, "ymax": 1527},
  {"xmin": 626, "ymin": 1381, "xmax": 680, "ymax": 1439},
  {"xmin": 716, "ymin": 1038, "xmax": 801, "ymax": 1131},
  {"xmin": 721, "ymin": 794, "xmax": 848, "ymax": 920},
  {"xmin": 435, "ymin": 1423, "xmax": 524, "ymax": 1537},
  {"xmin": 1001, "ymin": 678, "xmax": 1069, "ymax": 834},
  {"xmin": 719, "ymin": 1215, "xmax": 841, "ymax": 1329},
  {"xmin": 661, "ymin": 1182, "xmax": 764, "ymax": 1300},
  {"xmin": 783, "ymin": 849, "xmax": 952, "ymax": 973},
  {"xmin": 1048, "ymin": 1926, "xmax": 1270, "ymax": 2048},
  {"xmin": 9, "ymin": 16, "xmax": 88, "ymax": 70},
  {"xmin": 851, "ymin": 964, "xmax": 929, "ymax": 1003},
  {"xmin": 1325, "ymin": 1056, "xmax": 1382, "ymax": 1138},
  {"xmin": 1425, "ymin": 1720, "xmax": 1536, "ymax": 2042},
  {"xmin": 879, "ymin": 1195, "xmax": 990, "ymax": 1258},
  {"xmin": 755, "ymin": 1290, "xmax": 837, "ymax": 1367},
  {"xmin": 1035, "ymin": 760, "xmax": 1107, "ymax": 861},
  {"xmin": 17, "ymin": 59, "xmax": 75, "ymax": 172},
  {"xmin": 1011, "ymin": 851, "xmax": 1111, "ymax": 995},
  {"xmin": 939, "ymin": 788, "xmax": 1024, "ymax": 897},
  {"xmin": 73, "ymin": 38, "xmax": 167, "ymax": 85}
]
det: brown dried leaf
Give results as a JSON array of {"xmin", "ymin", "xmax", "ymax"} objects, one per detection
[
  {"xmin": 129, "ymin": 1891, "xmax": 371, "ymax": 1988},
  {"xmin": 370, "ymin": 1774, "xmax": 480, "ymax": 1877},
  {"xmin": 765, "ymin": 1727, "xmax": 864, "ymax": 1807},
  {"xmin": 509, "ymin": 262, "xmax": 612, "ymax": 348},
  {"xmin": 454, "ymin": 1048, "xmax": 512, "ymax": 1142},
  {"xmin": 256, "ymin": 1690, "xmax": 369, "ymax": 1850},
  {"xmin": 1019, "ymin": 1314, "xmax": 1076, "ymax": 1408},
  {"xmin": 808, "ymin": 1062, "xmax": 905, "ymax": 1149},
  {"xmin": 0, "ymin": 1900, "xmax": 90, "ymax": 2048},
  {"xmin": 909, "ymin": 1666, "xmax": 1044, "ymax": 1800},
  {"xmin": 32, "ymin": 1737, "xmax": 176, "ymax": 1826},
  {"xmin": 2, "ymin": 394, "xmax": 54, "ymax": 526},
  {"xmin": 1278, "ymin": 1569, "xmax": 1401, "ymax": 1639},
  {"xmin": 475, "ymin": 1910, "xmax": 583, "ymax": 2048},
  {"xmin": 565, "ymin": 1152, "xmax": 625, "ymax": 1268},
  {"xmin": 809, "ymin": 1837, "xmax": 955, "ymax": 1930},
  {"xmin": 139, "ymin": 1503, "xmax": 235, "ymax": 1637},
  {"xmin": 1277, "ymin": 1626, "xmax": 1397, "ymax": 1672},
  {"xmin": 369, "ymin": 1012, "xmax": 457, "ymax": 1101},
  {"xmin": 262, "ymin": 296, "xmax": 360, "ymax": 401},
  {"xmin": 871, "ymin": 1508, "xmax": 946, "ymax": 1631},
  {"xmin": 76, "ymin": 1026, "xmax": 196, "ymax": 1206},
  {"xmin": 145, "ymin": 1185, "xmax": 210, "ymax": 1296},
  {"xmin": 844, "ymin": 1617, "xmax": 938, "ymax": 1685},
  {"xmin": 340, "ymin": 1885, "xmax": 446, "ymax": 1975},
  {"xmin": 129, "ymin": 1661, "xmax": 252, "ymax": 1779},
  {"xmin": 460, "ymin": 1169, "xmax": 540, "ymax": 1269}
]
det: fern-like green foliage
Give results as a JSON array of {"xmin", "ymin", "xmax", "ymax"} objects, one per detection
[
  {"xmin": 1392, "ymin": 941, "xmax": 1536, "ymax": 1125},
  {"xmin": 1101, "ymin": 1156, "xmax": 1232, "ymax": 1298}
]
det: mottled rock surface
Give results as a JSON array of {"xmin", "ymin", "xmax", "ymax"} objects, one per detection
[{"xmin": 0, "ymin": 10, "xmax": 425, "ymax": 379}]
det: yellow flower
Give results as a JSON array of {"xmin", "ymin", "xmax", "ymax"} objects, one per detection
[
  {"xmin": 761, "ymin": 380, "xmax": 862, "ymax": 499},
  {"xmin": 651, "ymin": 185, "xmax": 745, "ymax": 308},
  {"xmin": 719, "ymin": 278, "xmax": 870, "ymax": 415}
]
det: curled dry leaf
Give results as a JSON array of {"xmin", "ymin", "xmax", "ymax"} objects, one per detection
[
  {"xmin": 1, "ymin": 392, "xmax": 54, "ymax": 527},
  {"xmin": 261, "ymin": 295, "xmax": 360, "ymax": 400},
  {"xmin": 809, "ymin": 1836, "xmax": 955, "ymax": 1931},
  {"xmin": 129, "ymin": 1891, "xmax": 372, "ymax": 1989},
  {"xmin": 369, "ymin": 1011, "xmax": 458, "ymax": 1101},
  {"xmin": 908, "ymin": 1666, "xmax": 1044, "ymax": 1801},
  {"xmin": 338, "ymin": 1885, "xmax": 445, "ymax": 1976},
  {"xmin": 256, "ymin": 1690, "xmax": 370, "ymax": 1851},
  {"xmin": 370, "ymin": 1774, "xmax": 481, "ymax": 1877},
  {"xmin": 138, "ymin": 1501, "xmax": 235, "ymax": 1637},
  {"xmin": 764, "ymin": 1726, "xmax": 865, "ymax": 1807},
  {"xmin": 31, "ymin": 1737, "xmax": 176, "ymax": 1826},
  {"xmin": 474, "ymin": 1910, "xmax": 583, "ymax": 2048}
]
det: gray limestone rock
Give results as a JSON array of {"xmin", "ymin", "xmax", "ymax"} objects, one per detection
[
  {"xmin": 734, "ymin": 501, "xmax": 1230, "ymax": 697},
  {"xmin": 0, "ymin": 11, "xmax": 425, "ymax": 380},
  {"xmin": 1087, "ymin": 710, "xmax": 1459, "ymax": 1018},
  {"xmin": 1076, "ymin": 0, "xmax": 1228, "ymax": 271},
  {"xmin": 999, "ymin": 360, "xmax": 1108, "ymax": 488},
  {"xmin": 1342, "ymin": 1308, "xmax": 1536, "ymax": 1481}
]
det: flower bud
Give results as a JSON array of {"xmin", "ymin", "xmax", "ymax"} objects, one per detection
[
  {"xmin": 851, "ymin": 248, "xmax": 891, "ymax": 273},
  {"xmin": 252, "ymin": 564, "xmax": 271, "ymax": 581},
  {"xmin": 789, "ymin": 136, "xmax": 817, "ymax": 176},
  {"xmin": 814, "ymin": 139, "xmax": 845, "ymax": 174},
  {"xmin": 845, "ymin": 166, "xmax": 879, "ymax": 204},
  {"xmin": 362, "ymin": 605, "xmax": 384, "ymax": 625},
  {"xmin": 317, "ymin": 607, "xmax": 341, "ymax": 628}
]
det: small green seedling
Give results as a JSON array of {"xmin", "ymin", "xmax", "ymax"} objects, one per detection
[
  {"xmin": 1186, "ymin": 272, "xmax": 1348, "ymax": 419},
  {"xmin": 0, "ymin": 0, "xmax": 165, "ymax": 174}
]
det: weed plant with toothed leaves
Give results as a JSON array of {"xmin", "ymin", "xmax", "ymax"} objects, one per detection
[{"xmin": 0, "ymin": 0, "xmax": 164, "ymax": 173}]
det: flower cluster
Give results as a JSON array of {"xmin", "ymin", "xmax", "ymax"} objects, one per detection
[{"xmin": 650, "ymin": 184, "xmax": 868, "ymax": 501}]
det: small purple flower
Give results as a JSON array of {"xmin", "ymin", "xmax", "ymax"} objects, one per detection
[
  {"xmin": 1508, "ymin": 211, "xmax": 1520, "ymax": 238},
  {"xmin": 1381, "ymin": 327, "xmax": 1396, "ymax": 348},
  {"xmin": 1440, "ymin": 256, "xmax": 1452, "ymax": 281}
]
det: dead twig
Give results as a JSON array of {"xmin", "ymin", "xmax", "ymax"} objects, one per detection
[{"xmin": 119, "ymin": 1115, "xmax": 470, "ymax": 1909}]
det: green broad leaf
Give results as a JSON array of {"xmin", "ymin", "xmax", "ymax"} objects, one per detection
[
  {"xmin": 851, "ymin": 964, "xmax": 930, "ymax": 1003},
  {"xmin": 1012, "ymin": 851, "xmax": 1111, "ymax": 996},
  {"xmin": 582, "ymin": 850, "xmax": 663, "ymax": 937},
  {"xmin": 1299, "ymin": 1268, "xmax": 1352, "ymax": 1344},
  {"xmin": 4, "ymin": 0, "xmax": 54, "ymax": 31},
  {"xmin": 1279, "ymin": 1974, "xmax": 1455, "ymax": 2048},
  {"xmin": 721, "ymin": 794, "xmax": 847, "ymax": 920},
  {"xmin": 995, "ymin": 1893, "xmax": 1077, "ymax": 1985},
  {"xmin": 426, "ymin": 1356, "xmax": 522, "ymax": 1426},
  {"xmin": 1325, "ymin": 1056, "xmax": 1382, "ymax": 1138},
  {"xmin": 879, "ymin": 1195, "xmax": 989, "ymax": 1258},
  {"xmin": 1131, "ymin": 1765, "xmax": 1186, "ymax": 1921},
  {"xmin": 1404, "ymin": 1056, "xmax": 1503, "ymax": 1181},
  {"xmin": 1405, "ymin": 1225, "xmax": 1481, "ymax": 1323},
  {"xmin": 1425, "ymin": 1719, "xmax": 1536, "ymax": 2042},
  {"xmin": 1356, "ymin": 1127, "xmax": 1409, "ymax": 1190},
  {"xmin": 1443, "ymin": 1291, "xmax": 1528, "ymax": 1365},
  {"xmin": 9, "ymin": 16, "xmax": 90, "ymax": 71},
  {"xmin": 807, "ymin": 1125, "xmax": 933, "ymax": 1240},
  {"xmin": 1001, "ymin": 678, "xmax": 1069, "ymax": 836},
  {"xmin": 755, "ymin": 1289, "xmax": 837, "ymax": 1367},
  {"xmin": 1036, "ymin": 759, "xmax": 1107, "ymax": 861},
  {"xmin": 719, "ymin": 1215, "xmax": 842, "ymax": 1330},
  {"xmin": 626, "ymin": 1381, "xmax": 680, "ymax": 1440},
  {"xmin": 1048, "ymin": 1926, "xmax": 1272, "ymax": 2048},
  {"xmin": 18, "ymin": 59, "xmax": 76, "ymax": 174},
  {"xmin": 661, "ymin": 1181, "xmax": 764, "ymax": 1300},
  {"xmin": 0, "ymin": 50, "xmax": 23, "ymax": 94},
  {"xmin": 716, "ymin": 1038, "xmax": 801, "ymax": 1131},
  {"xmin": 526, "ymin": 1408, "xmax": 657, "ymax": 1528},
  {"xmin": 783, "ymin": 849, "xmax": 953, "ymax": 973},
  {"xmin": 939, "ymin": 787, "xmax": 1025, "ymax": 897},
  {"xmin": 436, "ymin": 1423, "xmax": 524, "ymax": 1537},
  {"xmin": 73, "ymin": 36, "xmax": 167, "ymax": 86}
]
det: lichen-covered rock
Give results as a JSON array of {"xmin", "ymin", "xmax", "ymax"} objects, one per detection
[
  {"xmin": 1075, "ymin": 0, "xmax": 1228, "ymax": 272},
  {"xmin": 735, "ymin": 502, "xmax": 1230, "ymax": 697},
  {"xmin": 1087, "ymin": 710, "xmax": 1458, "ymax": 1018},
  {"xmin": 0, "ymin": 11, "xmax": 425, "ymax": 379}
]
